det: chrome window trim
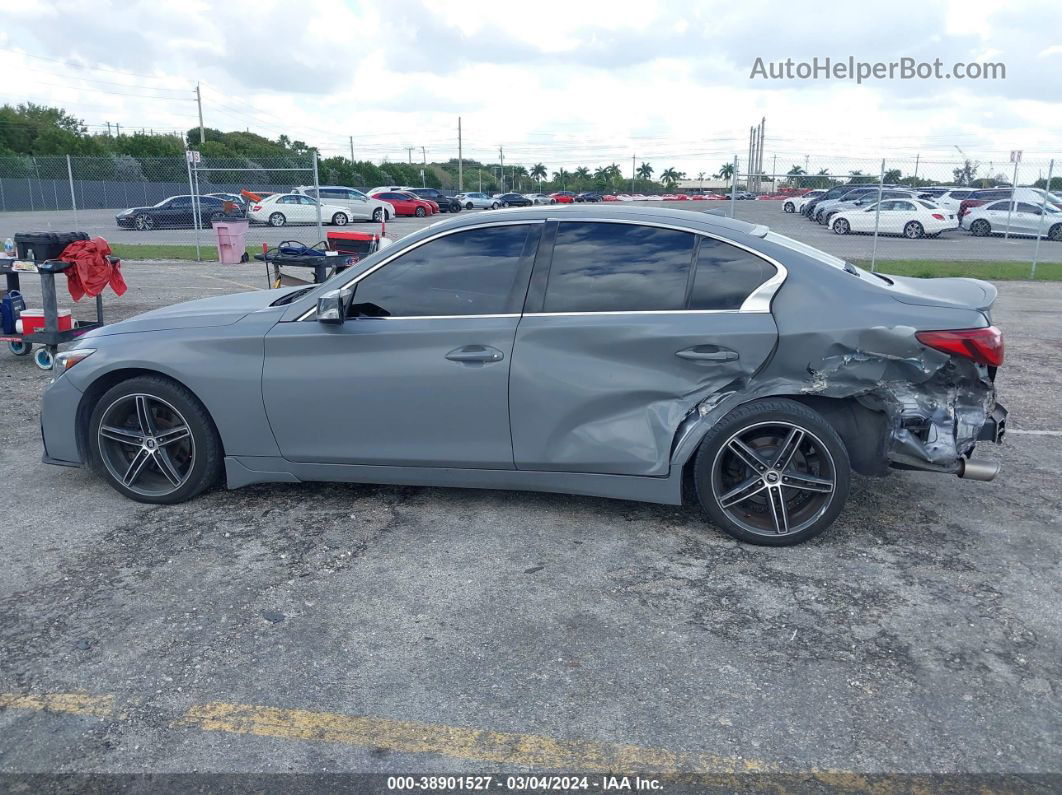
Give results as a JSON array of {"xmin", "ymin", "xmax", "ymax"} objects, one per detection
[
  {"xmin": 346, "ymin": 314, "xmax": 520, "ymax": 321},
  {"xmin": 294, "ymin": 215, "xmax": 788, "ymax": 321}
]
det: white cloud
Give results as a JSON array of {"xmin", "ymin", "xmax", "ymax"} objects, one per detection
[{"xmin": 1, "ymin": 0, "xmax": 1060, "ymax": 177}]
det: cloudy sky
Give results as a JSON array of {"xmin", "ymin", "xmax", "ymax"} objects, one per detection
[{"xmin": 2, "ymin": 0, "xmax": 1061, "ymax": 180}]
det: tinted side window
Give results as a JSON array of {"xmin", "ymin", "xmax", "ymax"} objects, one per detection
[
  {"xmin": 1016, "ymin": 202, "xmax": 1042, "ymax": 214},
  {"xmin": 543, "ymin": 222, "xmax": 695, "ymax": 313},
  {"xmin": 689, "ymin": 238, "xmax": 775, "ymax": 310},
  {"xmin": 986, "ymin": 201, "xmax": 1009, "ymax": 211},
  {"xmin": 350, "ymin": 225, "xmax": 535, "ymax": 318}
]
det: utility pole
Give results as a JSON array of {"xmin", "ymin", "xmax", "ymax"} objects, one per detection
[
  {"xmin": 349, "ymin": 135, "xmax": 355, "ymax": 164},
  {"xmin": 498, "ymin": 146, "xmax": 505, "ymax": 192},
  {"xmin": 758, "ymin": 116, "xmax": 766, "ymax": 192},
  {"xmin": 105, "ymin": 121, "xmax": 111, "ymax": 136},
  {"xmin": 747, "ymin": 127, "xmax": 754, "ymax": 192},
  {"xmin": 115, "ymin": 122, "xmax": 121, "ymax": 137},
  {"xmin": 421, "ymin": 146, "xmax": 427, "ymax": 187},
  {"xmin": 632, "ymin": 154, "xmax": 636, "ymax": 194},
  {"xmin": 195, "ymin": 83, "xmax": 205, "ymax": 144},
  {"xmin": 771, "ymin": 153, "xmax": 777, "ymax": 187},
  {"xmin": 406, "ymin": 147, "xmax": 414, "ymax": 164},
  {"xmin": 457, "ymin": 116, "xmax": 463, "ymax": 193},
  {"xmin": 913, "ymin": 153, "xmax": 920, "ymax": 181}
]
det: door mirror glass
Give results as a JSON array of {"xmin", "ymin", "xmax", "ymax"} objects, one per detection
[{"xmin": 317, "ymin": 288, "xmax": 352, "ymax": 324}]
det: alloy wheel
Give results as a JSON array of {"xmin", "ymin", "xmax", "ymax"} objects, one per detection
[
  {"xmin": 833, "ymin": 218, "xmax": 850, "ymax": 235},
  {"xmin": 135, "ymin": 214, "xmax": 154, "ymax": 231},
  {"xmin": 904, "ymin": 221, "xmax": 924, "ymax": 239},
  {"xmin": 97, "ymin": 394, "xmax": 195, "ymax": 498},
  {"xmin": 1049, "ymin": 224, "xmax": 1062, "ymax": 241},
  {"xmin": 711, "ymin": 421, "xmax": 836, "ymax": 538}
]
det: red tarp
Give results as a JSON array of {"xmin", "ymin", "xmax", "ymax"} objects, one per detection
[{"xmin": 58, "ymin": 237, "xmax": 128, "ymax": 302}]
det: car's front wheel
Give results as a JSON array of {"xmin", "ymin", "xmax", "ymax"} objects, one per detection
[
  {"xmin": 491, "ymin": 202, "xmax": 500, "ymax": 210},
  {"xmin": 783, "ymin": 201, "xmax": 794, "ymax": 213},
  {"xmin": 372, "ymin": 208, "xmax": 385, "ymax": 222},
  {"xmin": 465, "ymin": 202, "xmax": 474, "ymax": 210},
  {"xmin": 331, "ymin": 212, "xmax": 348, "ymax": 226},
  {"xmin": 134, "ymin": 214, "xmax": 154, "ymax": 231},
  {"xmin": 970, "ymin": 219, "xmax": 991, "ymax": 236},
  {"xmin": 269, "ymin": 212, "xmax": 286, "ymax": 227},
  {"xmin": 832, "ymin": 218, "xmax": 850, "ymax": 235},
  {"xmin": 693, "ymin": 398, "xmax": 851, "ymax": 546},
  {"xmin": 903, "ymin": 221, "xmax": 924, "ymax": 239},
  {"xmin": 1048, "ymin": 223, "xmax": 1062, "ymax": 241},
  {"xmin": 415, "ymin": 206, "xmax": 426, "ymax": 217},
  {"xmin": 88, "ymin": 376, "xmax": 222, "ymax": 504}
]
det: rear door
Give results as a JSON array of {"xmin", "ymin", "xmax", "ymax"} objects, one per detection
[{"xmin": 509, "ymin": 220, "xmax": 780, "ymax": 477}]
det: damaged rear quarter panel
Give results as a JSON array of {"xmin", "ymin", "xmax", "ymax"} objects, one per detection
[{"xmin": 674, "ymin": 242, "xmax": 996, "ymax": 472}]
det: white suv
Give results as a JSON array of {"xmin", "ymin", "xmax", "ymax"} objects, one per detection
[{"xmin": 293, "ymin": 186, "xmax": 393, "ymax": 222}]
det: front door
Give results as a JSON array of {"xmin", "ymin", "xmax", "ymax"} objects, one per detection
[
  {"xmin": 262, "ymin": 222, "xmax": 542, "ymax": 467},
  {"xmin": 509, "ymin": 221, "xmax": 779, "ymax": 477}
]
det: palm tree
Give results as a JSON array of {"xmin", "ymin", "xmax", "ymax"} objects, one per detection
[
  {"xmin": 696, "ymin": 171, "xmax": 706, "ymax": 191},
  {"xmin": 530, "ymin": 162, "xmax": 547, "ymax": 187},
  {"xmin": 716, "ymin": 162, "xmax": 735, "ymax": 181},
  {"xmin": 636, "ymin": 162, "xmax": 653, "ymax": 180},
  {"xmin": 552, "ymin": 168, "xmax": 571, "ymax": 189},
  {"xmin": 511, "ymin": 164, "xmax": 528, "ymax": 191},
  {"xmin": 786, "ymin": 164, "xmax": 806, "ymax": 187},
  {"xmin": 659, "ymin": 167, "xmax": 685, "ymax": 190}
]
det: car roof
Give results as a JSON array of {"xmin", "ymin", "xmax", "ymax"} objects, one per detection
[{"xmin": 424, "ymin": 204, "xmax": 763, "ymax": 238}]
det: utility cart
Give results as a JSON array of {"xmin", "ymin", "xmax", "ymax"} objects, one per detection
[
  {"xmin": 254, "ymin": 240, "xmax": 356, "ymax": 289},
  {"xmin": 0, "ymin": 258, "xmax": 106, "ymax": 370}
]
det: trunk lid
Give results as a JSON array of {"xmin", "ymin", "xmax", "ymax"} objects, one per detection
[{"xmin": 880, "ymin": 274, "xmax": 997, "ymax": 315}]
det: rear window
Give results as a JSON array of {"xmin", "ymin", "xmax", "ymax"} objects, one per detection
[
  {"xmin": 543, "ymin": 222, "xmax": 695, "ymax": 313},
  {"xmin": 689, "ymin": 238, "xmax": 775, "ymax": 310}
]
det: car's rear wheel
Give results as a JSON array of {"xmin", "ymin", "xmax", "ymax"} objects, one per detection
[
  {"xmin": 415, "ymin": 206, "xmax": 426, "ymax": 217},
  {"xmin": 450, "ymin": 203, "xmax": 461, "ymax": 212},
  {"xmin": 903, "ymin": 221, "xmax": 924, "ymax": 239},
  {"xmin": 269, "ymin": 212, "xmax": 286, "ymax": 227},
  {"xmin": 134, "ymin": 214, "xmax": 154, "ymax": 231},
  {"xmin": 491, "ymin": 202, "xmax": 500, "ymax": 210},
  {"xmin": 465, "ymin": 202, "xmax": 474, "ymax": 210},
  {"xmin": 331, "ymin": 212, "xmax": 348, "ymax": 226},
  {"xmin": 693, "ymin": 398, "xmax": 850, "ymax": 546},
  {"xmin": 783, "ymin": 201, "xmax": 795, "ymax": 213},
  {"xmin": 1048, "ymin": 223, "xmax": 1062, "ymax": 241},
  {"xmin": 89, "ymin": 376, "xmax": 222, "ymax": 505},
  {"xmin": 971, "ymin": 219, "xmax": 991, "ymax": 236},
  {"xmin": 832, "ymin": 218, "xmax": 850, "ymax": 235}
]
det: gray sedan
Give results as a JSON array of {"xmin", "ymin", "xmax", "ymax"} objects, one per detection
[{"xmin": 40, "ymin": 206, "xmax": 1007, "ymax": 545}]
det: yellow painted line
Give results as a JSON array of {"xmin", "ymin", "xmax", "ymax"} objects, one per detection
[
  {"xmin": 178, "ymin": 701, "xmax": 769, "ymax": 774},
  {"xmin": 0, "ymin": 692, "xmax": 116, "ymax": 718},
  {"xmin": 198, "ymin": 272, "xmax": 263, "ymax": 291}
]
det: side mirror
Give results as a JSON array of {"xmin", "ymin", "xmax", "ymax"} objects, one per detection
[{"xmin": 317, "ymin": 287, "xmax": 352, "ymax": 324}]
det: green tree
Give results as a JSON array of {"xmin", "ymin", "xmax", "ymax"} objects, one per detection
[
  {"xmin": 660, "ymin": 167, "xmax": 685, "ymax": 189},
  {"xmin": 636, "ymin": 162, "xmax": 653, "ymax": 180},
  {"xmin": 530, "ymin": 162, "xmax": 547, "ymax": 186},
  {"xmin": 715, "ymin": 162, "xmax": 734, "ymax": 180}
]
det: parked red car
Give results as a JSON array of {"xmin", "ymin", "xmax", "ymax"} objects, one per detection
[
  {"xmin": 373, "ymin": 190, "xmax": 437, "ymax": 217},
  {"xmin": 674, "ymin": 194, "xmax": 690, "ymax": 201},
  {"xmin": 661, "ymin": 194, "xmax": 678, "ymax": 201},
  {"xmin": 602, "ymin": 194, "xmax": 618, "ymax": 202},
  {"xmin": 550, "ymin": 192, "xmax": 576, "ymax": 204}
]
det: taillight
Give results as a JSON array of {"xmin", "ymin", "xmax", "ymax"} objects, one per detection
[
  {"xmin": 916, "ymin": 326, "xmax": 1004, "ymax": 367},
  {"xmin": 931, "ymin": 213, "xmax": 945, "ymax": 220},
  {"xmin": 253, "ymin": 205, "xmax": 262, "ymax": 211}
]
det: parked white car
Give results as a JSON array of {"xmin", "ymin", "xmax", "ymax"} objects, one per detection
[
  {"xmin": 961, "ymin": 200, "xmax": 1062, "ymax": 240},
  {"xmin": 831, "ymin": 198, "xmax": 955, "ymax": 238},
  {"xmin": 293, "ymin": 185, "xmax": 393, "ymax": 222},
  {"xmin": 247, "ymin": 193, "xmax": 354, "ymax": 227},
  {"xmin": 524, "ymin": 193, "xmax": 556, "ymax": 205},
  {"xmin": 454, "ymin": 192, "xmax": 500, "ymax": 210},
  {"xmin": 783, "ymin": 190, "xmax": 826, "ymax": 213}
]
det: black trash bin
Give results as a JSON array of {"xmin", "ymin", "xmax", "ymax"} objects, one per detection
[{"xmin": 14, "ymin": 231, "xmax": 89, "ymax": 261}]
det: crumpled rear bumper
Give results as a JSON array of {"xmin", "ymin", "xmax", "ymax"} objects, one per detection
[{"xmin": 977, "ymin": 403, "xmax": 1007, "ymax": 444}]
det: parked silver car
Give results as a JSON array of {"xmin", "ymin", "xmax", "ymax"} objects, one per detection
[
  {"xmin": 40, "ymin": 206, "xmax": 1006, "ymax": 546},
  {"xmin": 961, "ymin": 200, "xmax": 1062, "ymax": 239},
  {"xmin": 455, "ymin": 192, "xmax": 500, "ymax": 210}
]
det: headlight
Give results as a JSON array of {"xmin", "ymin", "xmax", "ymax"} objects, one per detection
[{"xmin": 52, "ymin": 348, "xmax": 96, "ymax": 380}]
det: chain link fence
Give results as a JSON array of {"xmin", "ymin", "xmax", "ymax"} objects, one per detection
[
  {"xmin": 721, "ymin": 153, "xmax": 1062, "ymax": 277},
  {"xmin": 1, "ymin": 152, "xmax": 1061, "ymax": 275}
]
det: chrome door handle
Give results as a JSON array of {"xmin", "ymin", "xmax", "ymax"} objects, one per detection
[
  {"xmin": 675, "ymin": 347, "xmax": 739, "ymax": 362},
  {"xmin": 446, "ymin": 345, "xmax": 505, "ymax": 364}
]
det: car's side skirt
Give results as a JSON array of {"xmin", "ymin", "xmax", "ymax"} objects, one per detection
[{"xmin": 224, "ymin": 456, "xmax": 684, "ymax": 505}]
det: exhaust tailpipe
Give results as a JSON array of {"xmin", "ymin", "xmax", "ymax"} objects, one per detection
[{"xmin": 958, "ymin": 459, "xmax": 1000, "ymax": 482}]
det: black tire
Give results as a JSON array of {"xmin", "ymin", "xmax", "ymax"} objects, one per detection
[
  {"xmin": 783, "ymin": 201, "xmax": 794, "ymax": 213},
  {"xmin": 692, "ymin": 398, "xmax": 851, "ymax": 546},
  {"xmin": 414, "ymin": 206, "xmax": 426, "ymax": 218},
  {"xmin": 1048, "ymin": 223, "xmax": 1062, "ymax": 242},
  {"xmin": 833, "ymin": 218, "xmax": 850, "ymax": 235},
  {"xmin": 88, "ymin": 375, "xmax": 222, "ymax": 505},
  {"xmin": 331, "ymin": 212, "xmax": 348, "ymax": 226},
  {"xmin": 491, "ymin": 202, "xmax": 500, "ymax": 210},
  {"xmin": 450, "ymin": 203, "xmax": 461, "ymax": 212},
  {"xmin": 372, "ymin": 208, "xmax": 385, "ymax": 222},
  {"xmin": 501, "ymin": 201, "xmax": 509, "ymax": 208},
  {"xmin": 269, "ymin": 212, "xmax": 286, "ymax": 227},
  {"xmin": 466, "ymin": 202, "xmax": 474, "ymax": 210},
  {"xmin": 903, "ymin": 221, "xmax": 924, "ymax": 239},
  {"xmin": 970, "ymin": 219, "xmax": 991, "ymax": 237},
  {"xmin": 134, "ymin": 213, "xmax": 154, "ymax": 231}
]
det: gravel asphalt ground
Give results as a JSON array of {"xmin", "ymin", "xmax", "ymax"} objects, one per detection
[{"xmin": 0, "ymin": 259, "xmax": 1059, "ymax": 780}]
